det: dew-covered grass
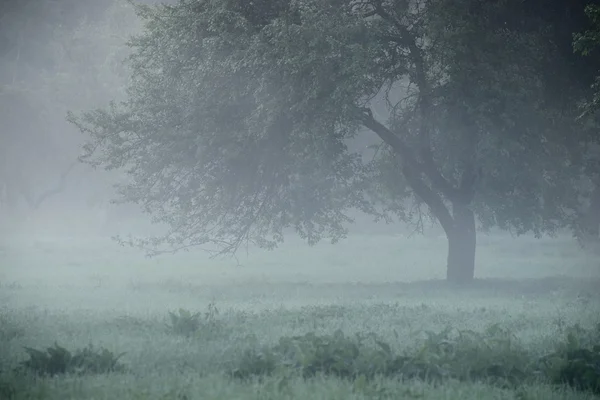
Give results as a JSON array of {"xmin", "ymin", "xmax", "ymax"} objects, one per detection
[{"xmin": 0, "ymin": 233, "xmax": 599, "ymax": 399}]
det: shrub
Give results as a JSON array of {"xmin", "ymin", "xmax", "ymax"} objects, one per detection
[
  {"xmin": 414, "ymin": 324, "xmax": 529, "ymax": 386},
  {"xmin": 229, "ymin": 329, "xmax": 446, "ymax": 381},
  {"xmin": 557, "ymin": 347, "xmax": 600, "ymax": 394},
  {"xmin": 231, "ymin": 347, "xmax": 278, "ymax": 379},
  {"xmin": 538, "ymin": 323, "xmax": 600, "ymax": 394},
  {"xmin": 228, "ymin": 322, "xmax": 600, "ymax": 392},
  {"xmin": 0, "ymin": 312, "xmax": 25, "ymax": 341},
  {"xmin": 166, "ymin": 303, "xmax": 223, "ymax": 338},
  {"xmin": 0, "ymin": 378, "xmax": 15, "ymax": 400},
  {"xmin": 167, "ymin": 309, "xmax": 202, "ymax": 337},
  {"xmin": 17, "ymin": 342, "xmax": 126, "ymax": 376}
]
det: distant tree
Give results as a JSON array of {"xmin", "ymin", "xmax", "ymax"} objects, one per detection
[
  {"xmin": 0, "ymin": 0, "xmax": 139, "ymax": 229},
  {"xmin": 69, "ymin": 0, "xmax": 585, "ymax": 282}
]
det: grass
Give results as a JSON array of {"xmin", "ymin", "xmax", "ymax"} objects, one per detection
[{"xmin": 0, "ymin": 232, "xmax": 599, "ymax": 399}]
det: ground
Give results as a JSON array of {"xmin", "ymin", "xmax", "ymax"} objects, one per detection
[{"xmin": 0, "ymin": 232, "xmax": 599, "ymax": 399}]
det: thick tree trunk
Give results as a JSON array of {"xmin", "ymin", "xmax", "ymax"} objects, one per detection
[
  {"xmin": 445, "ymin": 202, "xmax": 476, "ymax": 283},
  {"xmin": 358, "ymin": 110, "xmax": 479, "ymax": 282}
]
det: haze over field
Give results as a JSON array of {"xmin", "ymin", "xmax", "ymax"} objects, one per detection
[{"xmin": 2, "ymin": 0, "xmax": 600, "ymax": 399}]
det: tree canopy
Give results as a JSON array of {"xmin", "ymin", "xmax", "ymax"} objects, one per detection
[
  {"xmin": 575, "ymin": 4, "xmax": 600, "ymax": 116},
  {"xmin": 69, "ymin": 0, "xmax": 598, "ymax": 282}
]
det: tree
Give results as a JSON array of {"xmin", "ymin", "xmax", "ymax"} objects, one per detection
[
  {"xmin": 571, "ymin": 3, "xmax": 600, "ymax": 245},
  {"xmin": 574, "ymin": 4, "xmax": 600, "ymax": 116},
  {"xmin": 69, "ymin": 0, "xmax": 582, "ymax": 282}
]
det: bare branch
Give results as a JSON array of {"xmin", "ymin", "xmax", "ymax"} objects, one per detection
[
  {"xmin": 24, "ymin": 160, "xmax": 79, "ymax": 210},
  {"xmin": 371, "ymin": 4, "xmax": 470, "ymax": 203}
]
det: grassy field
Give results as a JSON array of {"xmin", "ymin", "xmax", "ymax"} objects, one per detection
[{"xmin": 0, "ymin": 232, "xmax": 599, "ymax": 399}]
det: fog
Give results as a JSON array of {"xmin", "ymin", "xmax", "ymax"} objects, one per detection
[{"xmin": 1, "ymin": 1, "xmax": 599, "ymax": 399}]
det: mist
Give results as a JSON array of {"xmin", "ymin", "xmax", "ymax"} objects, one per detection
[{"xmin": 1, "ymin": 0, "xmax": 600, "ymax": 399}]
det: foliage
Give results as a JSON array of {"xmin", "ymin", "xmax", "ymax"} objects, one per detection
[
  {"xmin": 0, "ymin": 312, "xmax": 25, "ymax": 341},
  {"xmin": 232, "ymin": 346, "xmax": 279, "ymax": 380},
  {"xmin": 229, "ymin": 322, "xmax": 600, "ymax": 394},
  {"xmin": 166, "ymin": 303, "xmax": 223, "ymax": 338},
  {"xmin": 574, "ymin": 4, "xmax": 600, "ymax": 116},
  {"xmin": 537, "ymin": 323, "xmax": 600, "ymax": 395},
  {"xmin": 66, "ymin": 0, "xmax": 591, "ymax": 282},
  {"xmin": 16, "ymin": 342, "xmax": 126, "ymax": 376},
  {"xmin": 0, "ymin": 376, "xmax": 16, "ymax": 400},
  {"xmin": 555, "ymin": 347, "xmax": 600, "ymax": 394},
  {"xmin": 230, "ymin": 325, "xmax": 526, "ymax": 384},
  {"xmin": 571, "ymin": 5, "xmax": 600, "ymax": 247},
  {"xmin": 424, "ymin": 0, "xmax": 580, "ymax": 237},
  {"xmin": 167, "ymin": 308, "xmax": 201, "ymax": 337}
]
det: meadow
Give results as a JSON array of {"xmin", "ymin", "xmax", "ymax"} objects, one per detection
[{"xmin": 0, "ymin": 232, "xmax": 599, "ymax": 399}]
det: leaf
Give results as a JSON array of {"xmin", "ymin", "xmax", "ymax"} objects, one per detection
[{"xmin": 375, "ymin": 339, "xmax": 391, "ymax": 355}]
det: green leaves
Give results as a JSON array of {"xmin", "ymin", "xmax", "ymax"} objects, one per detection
[
  {"xmin": 537, "ymin": 323, "xmax": 600, "ymax": 394},
  {"xmin": 574, "ymin": 4, "xmax": 600, "ymax": 117},
  {"xmin": 573, "ymin": 5, "xmax": 600, "ymax": 57},
  {"xmin": 167, "ymin": 309, "xmax": 202, "ymax": 337},
  {"xmin": 18, "ymin": 342, "xmax": 126, "ymax": 376},
  {"xmin": 72, "ymin": 0, "xmax": 382, "ymax": 256},
  {"xmin": 166, "ymin": 303, "xmax": 224, "ymax": 338},
  {"xmin": 228, "ymin": 322, "xmax": 600, "ymax": 394},
  {"xmin": 68, "ymin": 0, "xmax": 598, "ymax": 276}
]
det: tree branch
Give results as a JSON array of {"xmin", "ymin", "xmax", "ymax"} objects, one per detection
[
  {"xmin": 24, "ymin": 160, "xmax": 78, "ymax": 210},
  {"xmin": 358, "ymin": 108, "xmax": 455, "ymax": 232},
  {"xmin": 372, "ymin": 3, "xmax": 466, "ymax": 203},
  {"xmin": 401, "ymin": 164, "xmax": 456, "ymax": 234}
]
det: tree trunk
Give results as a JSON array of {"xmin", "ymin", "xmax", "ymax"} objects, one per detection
[
  {"xmin": 445, "ymin": 202, "xmax": 476, "ymax": 283},
  {"xmin": 358, "ymin": 111, "xmax": 479, "ymax": 282}
]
